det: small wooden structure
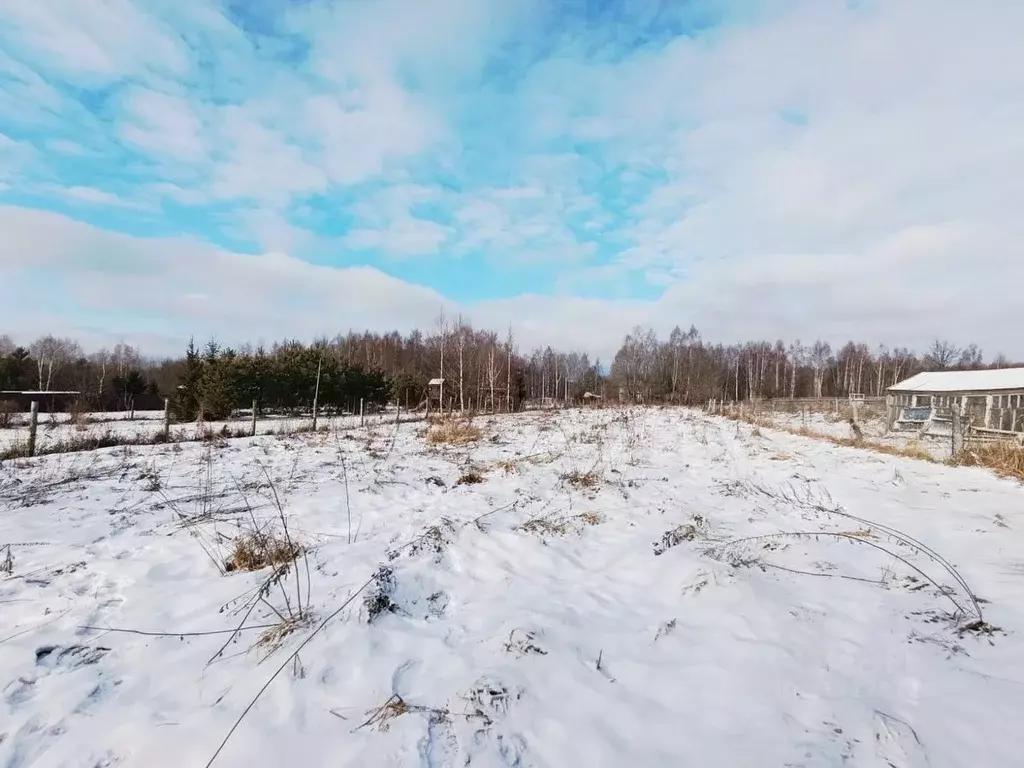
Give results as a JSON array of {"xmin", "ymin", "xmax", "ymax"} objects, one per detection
[
  {"xmin": 426, "ymin": 378, "xmax": 445, "ymax": 413},
  {"xmin": 887, "ymin": 368, "xmax": 1024, "ymax": 437},
  {"xmin": 582, "ymin": 391, "xmax": 603, "ymax": 407}
]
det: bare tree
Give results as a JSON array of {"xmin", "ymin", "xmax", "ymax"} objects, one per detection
[
  {"xmin": 91, "ymin": 348, "xmax": 111, "ymax": 397},
  {"xmin": 809, "ymin": 341, "xmax": 831, "ymax": 399},
  {"xmin": 454, "ymin": 315, "xmax": 469, "ymax": 412},
  {"xmin": 505, "ymin": 325, "xmax": 514, "ymax": 412},
  {"xmin": 923, "ymin": 340, "xmax": 961, "ymax": 370},
  {"xmin": 958, "ymin": 344, "xmax": 984, "ymax": 369},
  {"xmin": 435, "ymin": 311, "xmax": 447, "ymax": 408},
  {"xmin": 30, "ymin": 335, "xmax": 82, "ymax": 391}
]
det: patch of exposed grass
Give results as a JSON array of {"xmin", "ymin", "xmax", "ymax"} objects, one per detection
[
  {"xmin": 954, "ymin": 441, "xmax": 1024, "ymax": 481},
  {"xmin": 562, "ymin": 469, "xmax": 602, "ymax": 488},
  {"xmin": 456, "ymin": 468, "xmax": 486, "ymax": 486},
  {"xmin": 495, "ymin": 459, "xmax": 519, "ymax": 475},
  {"xmin": 517, "ymin": 511, "xmax": 603, "ymax": 537},
  {"xmin": 653, "ymin": 515, "xmax": 708, "ymax": 555},
  {"xmin": 425, "ymin": 419, "xmax": 483, "ymax": 446},
  {"xmin": 226, "ymin": 531, "xmax": 301, "ymax": 573}
]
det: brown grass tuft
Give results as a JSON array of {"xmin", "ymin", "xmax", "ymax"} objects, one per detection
[
  {"xmin": 562, "ymin": 469, "xmax": 602, "ymax": 488},
  {"xmin": 456, "ymin": 468, "xmax": 486, "ymax": 485},
  {"xmin": 426, "ymin": 420, "xmax": 483, "ymax": 446},
  {"xmin": 518, "ymin": 511, "xmax": 603, "ymax": 537},
  {"xmin": 495, "ymin": 459, "xmax": 519, "ymax": 475},
  {"xmin": 954, "ymin": 441, "xmax": 1024, "ymax": 481},
  {"xmin": 226, "ymin": 531, "xmax": 301, "ymax": 572}
]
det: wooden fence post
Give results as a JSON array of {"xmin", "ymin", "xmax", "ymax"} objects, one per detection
[
  {"xmin": 163, "ymin": 397, "xmax": 170, "ymax": 437},
  {"xmin": 27, "ymin": 401, "xmax": 39, "ymax": 457},
  {"xmin": 251, "ymin": 399, "xmax": 258, "ymax": 437},
  {"xmin": 951, "ymin": 410, "xmax": 964, "ymax": 458},
  {"xmin": 359, "ymin": 398, "xmax": 364, "ymax": 427}
]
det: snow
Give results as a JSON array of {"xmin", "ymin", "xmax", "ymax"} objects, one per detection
[
  {"xmin": 890, "ymin": 368, "xmax": 1024, "ymax": 393},
  {"xmin": 2, "ymin": 408, "xmax": 1023, "ymax": 767}
]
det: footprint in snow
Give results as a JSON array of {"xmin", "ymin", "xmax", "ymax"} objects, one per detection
[{"xmin": 417, "ymin": 711, "xmax": 460, "ymax": 768}]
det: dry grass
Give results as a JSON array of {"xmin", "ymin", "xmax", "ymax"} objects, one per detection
[
  {"xmin": 456, "ymin": 468, "xmax": 486, "ymax": 485},
  {"xmin": 495, "ymin": 459, "xmax": 519, "ymax": 475},
  {"xmin": 425, "ymin": 419, "xmax": 483, "ymax": 446},
  {"xmin": 562, "ymin": 469, "xmax": 602, "ymax": 488},
  {"xmin": 226, "ymin": 530, "xmax": 302, "ymax": 572},
  {"xmin": 518, "ymin": 517, "xmax": 571, "ymax": 536},
  {"xmin": 518, "ymin": 511, "xmax": 603, "ymax": 537},
  {"xmin": 69, "ymin": 401, "xmax": 91, "ymax": 432},
  {"xmin": 256, "ymin": 611, "xmax": 313, "ymax": 655},
  {"xmin": 955, "ymin": 441, "xmax": 1024, "ymax": 481}
]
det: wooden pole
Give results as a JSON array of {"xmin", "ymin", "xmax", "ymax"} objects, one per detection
[
  {"xmin": 28, "ymin": 401, "xmax": 39, "ymax": 457},
  {"xmin": 312, "ymin": 356, "xmax": 322, "ymax": 432},
  {"xmin": 359, "ymin": 398, "xmax": 364, "ymax": 427},
  {"xmin": 251, "ymin": 399, "xmax": 258, "ymax": 437},
  {"xmin": 951, "ymin": 410, "xmax": 963, "ymax": 458},
  {"xmin": 163, "ymin": 397, "xmax": 170, "ymax": 438}
]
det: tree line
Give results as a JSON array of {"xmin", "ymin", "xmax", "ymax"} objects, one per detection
[
  {"xmin": 609, "ymin": 328, "xmax": 1011, "ymax": 404},
  {"xmin": 3, "ymin": 324, "xmax": 1018, "ymax": 416}
]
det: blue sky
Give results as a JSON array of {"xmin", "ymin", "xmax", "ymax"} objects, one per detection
[{"xmin": 2, "ymin": 0, "xmax": 1023, "ymax": 360}]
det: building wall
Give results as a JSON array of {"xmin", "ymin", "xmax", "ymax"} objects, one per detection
[{"xmin": 887, "ymin": 390, "xmax": 1024, "ymax": 433}]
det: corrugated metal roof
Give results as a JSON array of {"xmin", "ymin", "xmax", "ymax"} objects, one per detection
[{"xmin": 888, "ymin": 368, "xmax": 1024, "ymax": 393}]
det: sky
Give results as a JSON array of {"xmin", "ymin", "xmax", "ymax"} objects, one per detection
[{"xmin": 1, "ymin": 0, "xmax": 1022, "ymax": 362}]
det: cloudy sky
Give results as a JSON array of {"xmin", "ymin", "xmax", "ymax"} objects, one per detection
[{"xmin": 1, "ymin": 0, "xmax": 1022, "ymax": 361}]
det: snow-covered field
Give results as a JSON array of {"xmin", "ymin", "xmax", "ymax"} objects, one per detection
[
  {"xmin": 0, "ymin": 410, "xmax": 413, "ymax": 453},
  {"xmin": 2, "ymin": 408, "xmax": 1022, "ymax": 767}
]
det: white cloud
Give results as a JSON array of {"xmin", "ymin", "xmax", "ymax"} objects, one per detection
[
  {"xmin": 228, "ymin": 208, "xmax": 317, "ymax": 253},
  {"xmin": 146, "ymin": 182, "xmax": 208, "ymax": 207},
  {"xmin": 210, "ymin": 106, "xmax": 329, "ymax": 206},
  {"xmin": 119, "ymin": 87, "xmax": 207, "ymax": 163},
  {"xmin": 346, "ymin": 218, "xmax": 452, "ymax": 257},
  {"xmin": 0, "ymin": 206, "xmax": 450, "ymax": 355},
  {"xmin": 3, "ymin": 0, "xmax": 1024, "ymax": 362},
  {"xmin": 0, "ymin": 0, "xmax": 189, "ymax": 84},
  {"xmin": 305, "ymin": 86, "xmax": 439, "ymax": 186},
  {"xmin": 56, "ymin": 185, "xmax": 149, "ymax": 210},
  {"xmin": 3, "ymin": 205, "xmax": 1023, "ymax": 363},
  {"xmin": 46, "ymin": 139, "xmax": 88, "ymax": 155}
]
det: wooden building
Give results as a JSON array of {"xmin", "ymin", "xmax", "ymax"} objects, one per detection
[{"xmin": 887, "ymin": 368, "xmax": 1024, "ymax": 436}]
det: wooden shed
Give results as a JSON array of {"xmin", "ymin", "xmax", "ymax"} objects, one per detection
[{"xmin": 887, "ymin": 368, "xmax": 1024, "ymax": 436}]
